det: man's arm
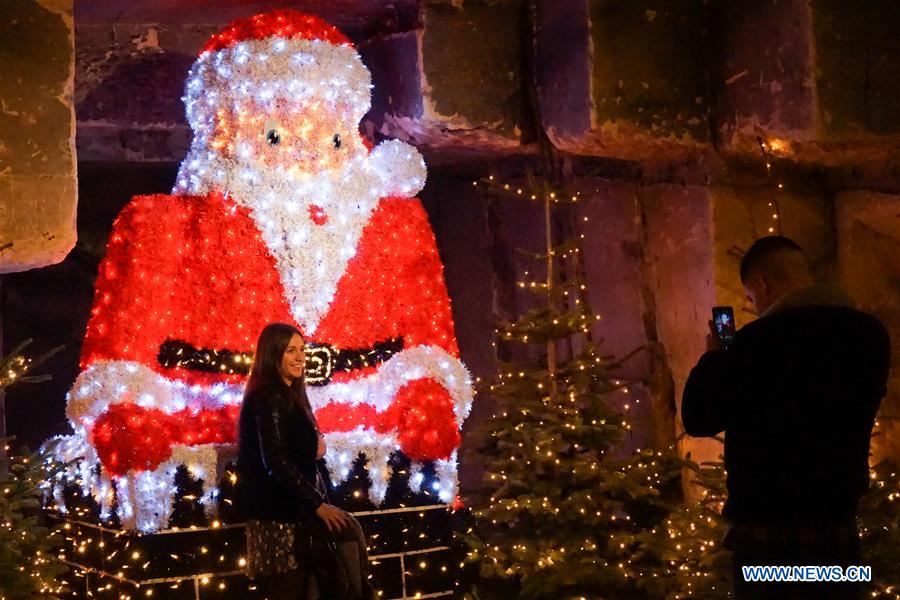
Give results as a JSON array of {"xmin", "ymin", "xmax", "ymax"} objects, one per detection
[{"xmin": 681, "ymin": 350, "xmax": 737, "ymax": 437}]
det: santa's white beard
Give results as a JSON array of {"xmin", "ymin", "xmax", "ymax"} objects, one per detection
[
  {"xmin": 173, "ymin": 138, "xmax": 426, "ymax": 334},
  {"xmin": 175, "ymin": 148, "xmax": 386, "ymax": 335}
]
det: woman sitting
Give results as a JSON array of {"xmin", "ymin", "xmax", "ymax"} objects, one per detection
[{"xmin": 235, "ymin": 322, "xmax": 373, "ymax": 599}]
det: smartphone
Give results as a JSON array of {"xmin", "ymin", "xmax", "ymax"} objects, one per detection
[{"xmin": 712, "ymin": 306, "xmax": 736, "ymax": 350}]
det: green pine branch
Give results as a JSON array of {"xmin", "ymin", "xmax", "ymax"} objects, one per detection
[{"xmin": 0, "ymin": 439, "xmax": 70, "ymax": 599}]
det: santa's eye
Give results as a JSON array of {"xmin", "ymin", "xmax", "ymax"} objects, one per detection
[
  {"xmin": 265, "ymin": 129, "xmax": 281, "ymax": 146},
  {"xmin": 332, "ymin": 133, "xmax": 342, "ymax": 149}
]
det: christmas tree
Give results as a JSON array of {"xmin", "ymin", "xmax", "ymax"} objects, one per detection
[
  {"xmin": 0, "ymin": 441, "xmax": 69, "ymax": 599},
  {"xmin": 632, "ymin": 452, "xmax": 730, "ymax": 600},
  {"xmin": 858, "ymin": 456, "xmax": 900, "ymax": 599},
  {"xmin": 0, "ymin": 340, "xmax": 68, "ymax": 599},
  {"xmin": 457, "ymin": 172, "xmax": 900, "ymax": 600},
  {"xmin": 462, "ymin": 175, "xmax": 685, "ymax": 599}
]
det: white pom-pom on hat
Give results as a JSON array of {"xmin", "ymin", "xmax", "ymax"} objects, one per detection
[{"xmin": 368, "ymin": 139, "xmax": 427, "ymax": 199}]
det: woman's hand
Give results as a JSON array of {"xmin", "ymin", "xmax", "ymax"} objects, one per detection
[
  {"xmin": 316, "ymin": 433, "xmax": 326, "ymax": 460},
  {"xmin": 315, "ymin": 503, "xmax": 351, "ymax": 533}
]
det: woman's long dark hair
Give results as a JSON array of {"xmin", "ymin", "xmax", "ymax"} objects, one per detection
[
  {"xmin": 244, "ymin": 323, "xmax": 318, "ymax": 429},
  {"xmin": 245, "ymin": 322, "xmax": 305, "ymax": 396}
]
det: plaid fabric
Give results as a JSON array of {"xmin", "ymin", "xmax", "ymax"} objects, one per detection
[{"xmin": 726, "ymin": 521, "xmax": 862, "ymax": 600}]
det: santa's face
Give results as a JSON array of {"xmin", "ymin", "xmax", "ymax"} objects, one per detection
[
  {"xmin": 210, "ymin": 96, "xmax": 365, "ymax": 177},
  {"xmin": 174, "ymin": 33, "xmax": 426, "ymax": 332}
]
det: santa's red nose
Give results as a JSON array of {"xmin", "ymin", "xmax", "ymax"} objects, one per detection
[{"xmin": 308, "ymin": 204, "xmax": 328, "ymax": 226}]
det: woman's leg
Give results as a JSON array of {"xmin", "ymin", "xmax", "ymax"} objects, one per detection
[{"xmin": 332, "ymin": 511, "xmax": 373, "ymax": 599}]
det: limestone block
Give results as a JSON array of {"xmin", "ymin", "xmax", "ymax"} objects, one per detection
[
  {"xmin": 74, "ymin": 24, "xmax": 207, "ymax": 161},
  {"xmin": 813, "ymin": 0, "xmax": 900, "ymax": 140},
  {"xmin": 709, "ymin": 186, "xmax": 759, "ymax": 328},
  {"xmin": 712, "ymin": 0, "xmax": 900, "ymax": 162},
  {"xmin": 710, "ymin": 0, "xmax": 816, "ymax": 155},
  {"xmin": 641, "ymin": 185, "xmax": 719, "ymax": 489},
  {"xmin": 836, "ymin": 191, "xmax": 900, "ymax": 464},
  {"xmin": 538, "ymin": 0, "xmax": 711, "ymax": 161},
  {"xmin": 577, "ymin": 179, "xmax": 676, "ymax": 449},
  {"xmin": 359, "ymin": 31, "xmax": 424, "ymax": 142},
  {"xmin": 0, "ymin": 0, "xmax": 77, "ymax": 273},
  {"xmin": 369, "ymin": 0, "xmax": 528, "ymax": 154},
  {"xmin": 578, "ymin": 180, "xmax": 648, "ymax": 375}
]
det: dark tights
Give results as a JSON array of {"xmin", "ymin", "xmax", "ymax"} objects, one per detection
[{"xmin": 252, "ymin": 511, "xmax": 372, "ymax": 600}]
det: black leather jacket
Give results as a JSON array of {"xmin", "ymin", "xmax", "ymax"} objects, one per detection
[
  {"xmin": 683, "ymin": 304, "xmax": 890, "ymax": 526},
  {"xmin": 235, "ymin": 381, "xmax": 325, "ymax": 522}
]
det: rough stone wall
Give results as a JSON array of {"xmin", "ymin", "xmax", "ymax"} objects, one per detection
[
  {"xmin": 837, "ymin": 193, "xmax": 900, "ymax": 463},
  {"xmin": 69, "ymin": 1, "xmax": 900, "ymax": 172},
  {"xmin": 0, "ymin": 0, "xmax": 77, "ymax": 273},
  {"xmin": 74, "ymin": 23, "xmax": 207, "ymax": 161},
  {"xmin": 640, "ymin": 185, "xmax": 717, "ymax": 481}
]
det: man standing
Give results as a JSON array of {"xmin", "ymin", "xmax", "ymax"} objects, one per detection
[{"xmin": 682, "ymin": 236, "xmax": 891, "ymax": 599}]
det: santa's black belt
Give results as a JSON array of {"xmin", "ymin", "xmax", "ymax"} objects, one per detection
[{"xmin": 157, "ymin": 337, "xmax": 405, "ymax": 386}]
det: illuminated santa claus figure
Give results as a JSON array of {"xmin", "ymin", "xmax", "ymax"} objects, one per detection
[{"xmin": 55, "ymin": 10, "xmax": 473, "ymax": 531}]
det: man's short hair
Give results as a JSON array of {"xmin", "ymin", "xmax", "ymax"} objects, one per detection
[{"xmin": 740, "ymin": 236, "xmax": 808, "ymax": 283}]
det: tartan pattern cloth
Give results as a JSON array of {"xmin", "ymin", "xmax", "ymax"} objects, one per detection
[{"xmin": 725, "ymin": 520, "xmax": 863, "ymax": 600}]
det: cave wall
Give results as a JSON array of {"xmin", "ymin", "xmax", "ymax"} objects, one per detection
[
  {"xmin": 2, "ymin": 0, "xmax": 899, "ymax": 495},
  {"xmin": 0, "ymin": 0, "xmax": 77, "ymax": 274}
]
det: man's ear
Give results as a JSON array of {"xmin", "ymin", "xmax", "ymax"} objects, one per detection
[{"xmin": 748, "ymin": 273, "xmax": 768, "ymax": 295}]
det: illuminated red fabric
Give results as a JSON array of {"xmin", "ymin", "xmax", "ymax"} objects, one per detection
[
  {"xmin": 92, "ymin": 403, "xmax": 240, "ymax": 476},
  {"xmin": 80, "ymin": 191, "xmax": 295, "ymax": 386},
  {"xmin": 377, "ymin": 379, "xmax": 461, "ymax": 460},
  {"xmin": 200, "ymin": 10, "xmax": 352, "ymax": 55},
  {"xmin": 80, "ymin": 191, "xmax": 461, "ymax": 472}
]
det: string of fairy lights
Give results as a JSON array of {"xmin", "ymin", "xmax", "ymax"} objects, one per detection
[
  {"xmin": 41, "ymin": 465, "xmax": 461, "ymax": 598},
  {"xmin": 5, "ymin": 165, "xmax": 897, "ymax": 597},
  {"xmin": 0, "ymin": 340, "xmax": 63, "ymax": 388},
  {"xmin": 757, "ymin": 136, "xmax": 785, "ymax": 236},
  {"xmin": 0, "ymin": 354, "xmax": 30, "ymax": 387}
]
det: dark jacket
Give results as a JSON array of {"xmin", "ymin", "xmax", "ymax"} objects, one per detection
[
  {"xmin": 235, "ymin": 381, "xmax": 325, "ymax": 522},
  {"xmin": 682, "ymin": 285, "xmax": 891, "ymax": 526}
]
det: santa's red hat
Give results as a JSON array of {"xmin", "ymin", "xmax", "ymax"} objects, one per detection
[
  {"xmin": 183, "ymin": 10, "xmax": 372, "ymax": 132},
  {"xmin": 200, "ymin": 10, "xmax": 353, "ymax": 55}
]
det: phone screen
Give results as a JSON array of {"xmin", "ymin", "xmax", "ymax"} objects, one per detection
[{"xmin": 712, "ymin": 306, "xmax": 736, "ymax": 349}]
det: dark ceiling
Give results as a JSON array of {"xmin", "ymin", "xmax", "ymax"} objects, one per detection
[{"xmin": 74, "ymin": 0, "xmax": 422, "ymax": 39}]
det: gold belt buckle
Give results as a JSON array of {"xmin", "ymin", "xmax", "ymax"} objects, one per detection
[{"xmin": 304, "ymin": 343, "xmax": 334, "ymax": 385}]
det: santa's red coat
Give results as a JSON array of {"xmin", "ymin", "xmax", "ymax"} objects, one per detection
[{"xmin": 79, "ymin": 191, "xmax": 463, "ymax": 474}]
